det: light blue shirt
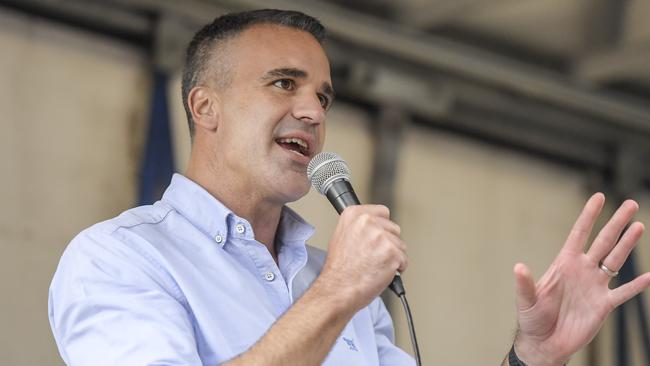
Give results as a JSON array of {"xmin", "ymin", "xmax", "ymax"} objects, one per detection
[{"xmin": 49, "ymin": 174, "xmax": 414, "ymax": 365}]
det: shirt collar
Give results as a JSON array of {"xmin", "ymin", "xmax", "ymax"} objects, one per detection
[
  {"xmin": 161, "ymin": 174, "xmax": 315, "ymax": 246},
  {"xmin": 278, "ymin": 205, "xmax": 316, "ymax": 244}
]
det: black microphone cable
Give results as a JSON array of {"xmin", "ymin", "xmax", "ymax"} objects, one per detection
[
  {"xmin": 389, "ymin": 274, "xmax": 421, "ymax": 366},
  {"xmin": 308, "ymin": 152, "xmax": 422, "ymax": 366}
]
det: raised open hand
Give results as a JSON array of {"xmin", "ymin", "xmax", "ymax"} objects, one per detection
[{"xmin": 511, "ymin": 193, "xmax": 650, "ymax": 366}]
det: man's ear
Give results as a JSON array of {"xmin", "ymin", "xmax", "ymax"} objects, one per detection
[{"xmin": 188, "ymin": 86, "xmax": 220, "ymax": 131}]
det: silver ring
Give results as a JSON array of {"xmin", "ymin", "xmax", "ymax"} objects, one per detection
[{"xmin": 600, "ymin": 263, "xmax": 619, "ymax": 278}]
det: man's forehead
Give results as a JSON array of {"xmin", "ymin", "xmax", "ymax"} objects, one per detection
[{"xmin": 229, "ymin": 24, "xmax": 331, "ymax": 77}]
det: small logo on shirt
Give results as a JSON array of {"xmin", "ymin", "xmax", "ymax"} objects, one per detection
[{"xmin": 342, "ymin": 337, "xmax": 358, "ymax": 351}]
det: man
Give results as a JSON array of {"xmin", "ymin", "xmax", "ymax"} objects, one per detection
[{"xmin": 49, "ymin": 9, "xmax": 650, "ymax": 366}]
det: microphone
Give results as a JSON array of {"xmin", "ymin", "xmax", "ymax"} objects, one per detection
[
  {"xmin": 308, "ymin": 152, "xmax": 422, "ymax": 366},
  {"xmin": 307, "ymin": 151, "xmax": 405, "ymax": 296}
]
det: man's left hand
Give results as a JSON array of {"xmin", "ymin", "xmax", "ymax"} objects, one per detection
[{"xmin": 511, "ymin": 193, "xmax": 650, "ymax": 366}]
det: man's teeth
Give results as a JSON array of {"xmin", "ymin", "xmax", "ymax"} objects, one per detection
[{"xmin": 277, "ymin": 137, "xmax": 308, "ymax": 149}]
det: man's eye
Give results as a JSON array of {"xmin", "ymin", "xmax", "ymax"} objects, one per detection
[
  {"xmin": 273, "ymin": 79, "xmax": 294, "ymax": 90},
  {"xmin": 318, "ymin": 94, "xmax": 330, "ymax": 110}
]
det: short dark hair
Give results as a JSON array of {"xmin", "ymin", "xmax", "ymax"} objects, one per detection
[{"xmin": 181, "ymin": 9, "xmax": 326, "ymax": 139}]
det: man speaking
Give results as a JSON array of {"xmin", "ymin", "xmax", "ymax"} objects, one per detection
[{"xmin": 48, "ymin": 9, "xmax": 650, "ymax": 366}]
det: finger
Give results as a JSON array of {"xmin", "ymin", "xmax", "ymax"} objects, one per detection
[
  {"xmin": 563, "ymin": 193, "xmax": 605, "ymax": 253},
  {"xmin": 610, "ymin": 272, "xmax": 650, "ymax": 308},
  {"xmin": 375, "ymin": 217, "xmax": 401, "ymax": 236},
  {"xmin": 340, "ymin": 204, "xmax": 390, "ymax": 222},
  {"xmin": 382, "ymin": 234, "xmax": 407, "ymax": 271},
  {"xmin": 514, "ymin": 263, "xmax": 537, "ymax": 311},
  {"xmin": 393, "ymin": 236, "xmax": 406, "ymax": 253},
  {"xmin": 601, "ymin": 222, "xmax": 645, "ymax": 274},
  {"xmin": 396, "ymin": 247, "xmax": 409, "ymax": 273},
  {"xmin": 375, "ymin": 229, "xmax": 406, "ymax": 253},
  {"xmin": 588, "ymin": 200, "xmax": 639, "ymax": 262},
  {"xmin": 363, "ymin": 204, "xmax": 390, "ymax": 219}
]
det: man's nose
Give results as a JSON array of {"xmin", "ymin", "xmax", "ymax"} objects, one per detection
[{"xmin": 292, "ymin": 92, "xmax": 325, "ymax": 125}]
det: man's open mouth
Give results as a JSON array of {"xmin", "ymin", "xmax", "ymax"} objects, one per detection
[{"xmin": 276, "ymin": 137, "xmax": 309, "ymax": 157}]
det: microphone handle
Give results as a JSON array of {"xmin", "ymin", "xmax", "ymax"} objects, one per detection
[
  {"xmin": 325, "ymin": 179, "xmax": 361, "ymax": 214},
  {"xmin": 325, "ymin": 179, "xmax": 405, "ymax": 296}
]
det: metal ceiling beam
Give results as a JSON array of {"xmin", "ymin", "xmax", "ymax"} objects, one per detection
[
  {"xmin": 575, "ymin": 45, "xmax": 650, "ymax": 83},
  {"xmin": 444, "ymin": 105, "xmax": 611, "ymax": 168},
  {"xmin": 3, "ymin": 0, "xmax": 649, "ymax": 178},
  {"xmin": 95, "ymin": 0, "xmax": 650, "ymax": 136},
  {"xmin": 7, "ymin": 0, "xmax": 650, "ymax": 137},
  {"xmin": 326, "ymin": 38, "xmax": 632, "ymax": 156},
  {"xmin": 95, "ymin": 0, "xmax": 650, "ymax": 173},
  {"xmin": 330, "ymin": 51, "xmax": 621, "ymax": 143},
  {"xmin": 395, "ymin": 0, "xmax": 496, "ymax": 28},
  {"xmin": 104, "ymin": 0, "xmax": 231, "ymax": 24},
  {"xmin": 0, "ymin": 0, "xmax": 152, "ymax": 43},
  {"xmin": 222, "ymin": 0, "xmax": 650, "ymax": 136},
  {"xmin": 326, "ymin": 58, "xmax": 453, "ymax": 118}
]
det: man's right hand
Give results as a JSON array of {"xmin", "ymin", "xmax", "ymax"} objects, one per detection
[
  {"xmin": 225, "ymin": 204, "xmax": 410, "ymax": 366},
  {"xmin": 318, "ymin": 204, "xmax": 408, "ymax": 312}
]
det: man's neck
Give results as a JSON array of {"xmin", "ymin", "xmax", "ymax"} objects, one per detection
[{"xmin": 186, "ymin": 158, "xmax": 283, "ymax": 263}]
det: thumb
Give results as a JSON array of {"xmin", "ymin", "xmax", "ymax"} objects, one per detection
[{"xmin": 514, "ymin": 263, "xmax": 537, "ymax": 311}]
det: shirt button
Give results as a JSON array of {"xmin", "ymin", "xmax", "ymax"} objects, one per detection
[
  {"xmin": 264, "ymin": 272, "xmax": 275, "ymax": 282},
  {"xmin": 235, "ymin": 224, "xmax": 245, "ymax": 234},
  {"xmin": 214, "ymin": 234, "xmax": 223, "ymax": 243}
]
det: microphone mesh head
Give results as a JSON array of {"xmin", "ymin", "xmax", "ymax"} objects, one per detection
[{"xmin": 307, "ymin": 152, "xmax": 351, "ymax": 195}]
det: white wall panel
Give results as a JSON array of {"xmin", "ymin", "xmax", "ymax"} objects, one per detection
[
  {"xmin": 392, "ymin": 126, "xmax": 590, "ymax": 365},
  {"xmin": 0, "ymin": 8, "xmax": 148, "ymax": 365}
]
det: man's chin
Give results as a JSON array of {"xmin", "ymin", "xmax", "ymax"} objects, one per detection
[
  {"xmin": 285, "ymin": 186, "xmax": 311, "ymax": 203},
  {"xmin": 274, "ymin": 181, "xmax": 311, "ymax": 204}
]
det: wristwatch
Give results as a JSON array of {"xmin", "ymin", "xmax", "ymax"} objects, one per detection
[{"xmin": 508, "ymin": 344, "xmax": 528, "ymax": 366}]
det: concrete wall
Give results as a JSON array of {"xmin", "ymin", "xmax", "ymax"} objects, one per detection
[
  {"xmin": 1, "ymin": 6, "xmax": 649, "ymax": 366},
  {"xmin": 392, "ymin": 126, "xmax": 589, "ymax": 364},
  {"xmin": 0, "ymin": 8, "xmax": 148, "ymax": 365}
]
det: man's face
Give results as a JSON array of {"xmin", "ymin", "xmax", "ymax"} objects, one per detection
[{"xmin": 211, "ymin": 25, "xmax": 333, "ymax": 204}]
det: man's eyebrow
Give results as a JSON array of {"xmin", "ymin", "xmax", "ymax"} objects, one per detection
[{"xmin": 260, "ymin": 68, "xmax": 308, "ymax": 81}]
